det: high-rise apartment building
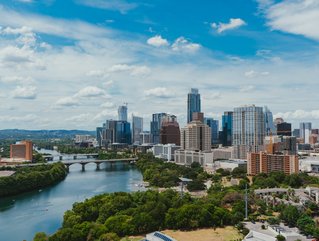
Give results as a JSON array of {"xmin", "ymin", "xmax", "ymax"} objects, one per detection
[
  {"xmin": 180, "ymin": 120, "xmax": 211, "ymax": 151},
  {"xmin": 118, "ymin": 105, "xmax": 128, "ymax": 121},
  {"xmin": 10, "ymin": 140, "xmax": 33, "ymax": 161},
  {"xmin": 264, "ymin": 106, "xmax": 276, "ymax": 135},
  {"xmin": 220, "ymin": 111, "xmax": 233, "ymax": 146},
  {"xmin": 187, "ymin": 88, "xmax": 201, "ymax": 123},
  {"xmin": 132, "ymin": 115, "xmax": 143, "ymax": 145},
  {"xmin": 204, "ymin": 118, "xmax": 219, "ymax": 145},
  {"xmin": 150, "ymin": 113, "xmax": 167, "ymax": 144},
  {"xmin": 247, "ymin": 152, "xmax": 298, "ymax": 176},
  {"xmin": 160, "ymin": 115, "xmax": 180, "ymax": 145},
  {"xmin": 300, "ymin": 122, "xmax": 312, "ymax": 144},
  {"xmin": 233, "ymin": 105, "xmax": 265, "ymax": 159}
]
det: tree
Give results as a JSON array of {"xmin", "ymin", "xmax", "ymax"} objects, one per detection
[
  {"xmin": 280, "ymin": 205, "xmax": 300, "ymax": 227},
  {"xmin": 98, "ymin": 233, "xmax": 120, "ymax": 241},
  {"xmin": 33, "ymin": 232, "xmax": 48, "ymax": 241},
  {"xmin": 276, "ymin": 234, "xmax": 286, "ymax": 241}
]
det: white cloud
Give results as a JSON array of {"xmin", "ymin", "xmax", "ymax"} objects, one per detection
[
  {"xmin": 274, "ymin": 110, "xmax": 319, "ymax": 120},
  {"xmin": 55, "ymin": 97, "xmax": 78, "ymax": 107},
  {"xmin": 75, "ymin": 0, "xmax": 137, "ymax": 14},
  {"xmin": 75, "ymin": 86, "xmax": 107, "ymax": 98},
  {"xmin": 108, "ymin": 64, "xmax": 151, "ymax": 76},
  {"xmin": 211, "ymin": 18, "xmax": 246, "ymax": 33},
  {"xmin": 11, "ymin": 85, "xmax": 37, "ymax": 99},
  {"xmin": 0, "ymin": 76, "xmax": 35, "ymax": 84},
  {"xmin": 66, "ymin": 113, "xmax": 90, "ymax": 122},
  {"xmin": 100, "ymin": 102, "xmax": 115, "ymax": 108},
  {"xmin": 16, "ymin": 0, "xmax": 34, "ymax": 3},
  {"xmin": 259, "ymin": 0, "xmax": 319, "ymax": 41},
  {"xmin": 147, "ymin": 35, "xmax": 169, "ymax": 47},
  {"xmin": 239, "ymin": 85, "xmax": 255, "ymax": 92},
  {"xmin": 171, "ymin": 37, "xmax": 201, "ymax": 53},
  {"xmin": 244, "ymin": 70, "xmax": 270, "ymax": 78},
  {"xmin": 144, "ymin": 87, "xmax": 174, "ymax": 98}
]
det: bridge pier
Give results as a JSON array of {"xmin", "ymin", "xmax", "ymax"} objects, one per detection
[
  {"xmin": 96, "ymin": 162, "xmax": 101, "ymax": 170},
  {"xmin": 74, "ymin": 155, "xmax": 77, "ymax": 160},
  {"xmin": 64, "ymin": 164, "xmax": 70, "ymax": 172},
  {"xmin": 59, "ymin": 156, "xmax": 63, "ymax": 161},
  {"xmin": 80, "ymin": 163, "xmax": 86, "ymax": 171}
]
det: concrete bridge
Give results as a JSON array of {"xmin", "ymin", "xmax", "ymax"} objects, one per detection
[
  {"xmin": 62, "ymin": 158, "xmax": 138, "ymax": 171},
  {"xmin": 14, "ymin": 158, "xmax": 138, "ymax": 171},
  {"xmin": 43, "ymin": 153, "xmax": 99, "ymax": 161}
]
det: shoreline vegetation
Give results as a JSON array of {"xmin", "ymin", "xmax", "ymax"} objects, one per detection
[{"xmin": 0, "ymin": 162, "xmax": 67, "ymax": 197}]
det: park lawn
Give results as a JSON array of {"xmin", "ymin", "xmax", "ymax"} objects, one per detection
[{"xmin": 162, "ymin": 227, "xmax": 243, "ymax": 241}]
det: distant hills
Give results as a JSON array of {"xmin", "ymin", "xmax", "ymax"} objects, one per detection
[{"xmin": 0, "ymin": 129, "xmax": 96, "ymax": 140}]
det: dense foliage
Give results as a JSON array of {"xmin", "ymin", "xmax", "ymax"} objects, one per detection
[
  {"xmin": 136, "ymin": 153, "xmax": 209, "ymax": 190},
  {"xmin": 0, "ymin": 163, "xmax": 67, "ymax": 197},
  {"xmin": 34, "ymin": 189, "xmax": 241, "ymax": 241},
  {"xmin": 252, "ymin": 171, "xmax": 319, "ymax": 189}
]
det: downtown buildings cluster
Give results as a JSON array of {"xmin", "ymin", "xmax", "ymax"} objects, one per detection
[{"xmin": 96, "ymin": 88, "xmax": 319, "ymax": 176}]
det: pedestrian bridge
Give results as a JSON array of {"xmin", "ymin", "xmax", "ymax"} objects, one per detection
[{"xmin": 42, "ymin": 153, "xmax": 99, "ymax": 161}]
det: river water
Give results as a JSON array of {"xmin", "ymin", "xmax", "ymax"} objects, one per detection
[{"xmin": 0, "ymin": 150, "xmax": 144, "ymax": 241}]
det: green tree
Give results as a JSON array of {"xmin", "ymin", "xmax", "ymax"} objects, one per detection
[
  {"xmin": 33, "ymin": 232, "xmax": 48, "ymax": 241},
  {"xmin": 280, "ymin": 205, "xmax": 300, "ymax": 227}
]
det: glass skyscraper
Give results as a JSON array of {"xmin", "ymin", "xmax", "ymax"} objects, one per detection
[
  {"xmin": 233, "ymin": 105, "xmax": 265, "ymax": 159},
  {"xmin": 187, "ymin": 88, "xmax": 201, "ymax": 123},
  {"xmin": 221, "ymin": 111, "xmax": 233, "ymax": 146},
  {"xmin": 204, "ymin": 118, "xmax": 219, "ymax": 144},
  {"xmin": 132, "ymin": 115, "xmax": 143, "ymax": 145},
  {"xmin": 264, "ymin": 106, "xmax": 276, "ymax": 136},
  {"xmin": 118, "ymin": 105, "xmax": 128, "ymax": 121},
  {"xmin": 150, "ymin": 113, "xmax": 167, "ymax": 144}
]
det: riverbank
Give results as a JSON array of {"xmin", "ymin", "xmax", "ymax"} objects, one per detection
[{"xmin": 0, "ymin": 162, "xmax": 67, "ymax": 197}]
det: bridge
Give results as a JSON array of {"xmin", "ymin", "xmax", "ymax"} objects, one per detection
[
  {"xmin": 42, "ymin": 153, "xmax": 99, "ymax": 161},
  {"xmin": 62, "ymin": 158, "xmax": 138, "ymax": 171},
  {"xmin": 14, "ymin": 158, "xmax": 138, "ymax": 171}
]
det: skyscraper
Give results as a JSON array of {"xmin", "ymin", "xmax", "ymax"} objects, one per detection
[
  {"xmin": 300, "ymin": 122, "xmax": 312, "ymax": 144},
  {"xmin": 187, "ymin": 88, "xmax": 201, "ymax": 123},
  {"xmin": 204, "ymin": 118, "xmax": 219, "ymax": 145},
  {"xmin": 132, "ymin": 115, "xmax": 143, "ymax": 145},
  {"xmin": 233, "ymin": 105, "xmax": 265, "ymax": 159},
  {"xmin": 180, "ymin": 120, "xmax": 211, "ymax": 151},
  {"xmin": 277, "ymin": 122, "xmax": 292, "ymax": 136},
  {"xmin": 150, "ymin": 113, "xmax": 167, "ymax": 144},
  {"xmin": 118, "ymin": 104, "xmax": 128, "ymax": 121},
  {"xmin": 160, "ymin": 115, "xmax": 180, "ymax": 145},
  {"xmin": 221, "ymin": 111, "xmax": 233, "ymax": 146},
  {"xmin": 264, "ymin": 106, "xmax": 276, "ymax": 135}
]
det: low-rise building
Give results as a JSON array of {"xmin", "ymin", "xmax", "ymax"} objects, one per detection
[
  {"xmin": 10, "ymin": 140, "xmax": 33, "ymax": 161},
  {"xmin": 174, "ymin": 150, "xmax": 213, "ymax": 166},
  {"xmin": 211, "ymin": 146, "xmax": 233, "ymax": 160},
  {"xmin": 150, "ymin": 144, "xmax": 180, "ymax": 161},
  {"xmin": 214, "ymin": 159, "xmax": 247, "ymax": 171}
]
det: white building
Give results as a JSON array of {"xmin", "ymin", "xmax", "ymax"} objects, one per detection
[
  {"xmin": 211, "ymin": 146, "xmax": 233, "ymax": 160},
  {"xmin": 140, "ymin": 131, "xmax": 152, "ymax": 145},
  {"xmin": 300, "ymin": 122, "xmax": 312, "ymax": 144},
  {"xmin": 174, "ymin": 150, "xmax": 213, "ymax": 166},
  {"xmin": 214, "ymin": 159, "xmax": 247, "ymax": 171},
  {"xmin": 151, "ymin": 144, "xmax": 180, "ymax": 161}
]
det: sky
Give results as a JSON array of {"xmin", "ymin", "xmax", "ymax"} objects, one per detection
[{"xmin": 0, "ymin": 0, "xmax": 319, "ymax": 130}]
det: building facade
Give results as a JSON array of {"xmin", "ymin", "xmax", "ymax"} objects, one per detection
[
  {"xmin": 264, "ymin": 106, "xmax": 276, "ymax": 135},
  {"xmin": 150, "ymin": 113, "xmax": 167, "ymax": 144},
  {"xmin": 118, "ymin": 105, "xmax": 128, "ymax": 121},
  {"xmin": 132, "ymin": 115, "xmax": 143, "ymax": 145},
  {"xmin": 160, "ymin": 115, "xmax": 180, "ymax": 145},
  {"xmin": 233, "ymin": 105, "xmax": 265, "ymax": 159},
  {"xmin": 140, "ymin": 131, "xmax": 152, "ymax": 144},
  {"xmin": 247, "ymin": 152, "xmax": 299, "ymax": 175},
  {"xmin": 220, "ymin": 111, "xmax": 233, "ymax": 146},
  {"xmin": 151, "ymin": 144, "xmax": 180, "ymax": 161},
  {"xmin": 187, "ymin": 88, "xmax": 201, "ymax": 123},
  {"xmin": 300, "ymin": 122, "xmax": 312, "ymax": 144},
  {"xmin": 204, "ymin": 117, "xmax": 219, "ymax": 145},
  {"xmin": 277, "ymin": 122, "xmax": 292, "ymax": 136},
  {"xmin": 10, "ymin": 140, "xmax": 33, "ymax": 161}
]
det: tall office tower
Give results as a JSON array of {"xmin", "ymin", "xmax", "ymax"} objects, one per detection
[
  {"xmin": 293, "ymin": 129, "xmax": 300, "ymax": 138},
  {"xmin": 300, "ymin": 122, "xmax": 312, "ymax": 144},
  {"xmin": 204, "ymin": 118, "xmax": 219, "ymax": 145},
  {"xmin": 150, "ymin": 113, "xmax": 167, "ymax": 144},
  {"xmin": 118, "ymin": 104, "xmax": 128, "ymax": 121},
  {"xmin": 10, "ymin": 140, "xmax": 33, "ymax": 161},
  {"xmin": 233, "ymin": 105, "xmax": 265, "ymax": 159},
  {"xmin": 96, "ymin": 127, "xmax": 104, "ymax": 147},
  {"xmin": 160, "ymin": 115, "xmax": 180, "ymax": 145},
  {"xmin": 180, "ymin": 119, "xmax": 211, "ymax": 151},
  {"xmin": 187, "ymin": 88, "xmax": 201, "ymax": 123},
  {"xmin": 264, "ymin": 106, "xmax": 276, "ymax": 135},
  {"xmin": 221, "ymin": 111, "xmax": 233, "ymax": 146},
  {"xmin": 277, "ymin": 122, "xmax": 292, "ymax": 136},
  {"xmin": 132, "ymin": 115, "xmax": 143, "ymax": 145},
  {"xmin": 115, "ymin": 121, "xmax": 131, "ymax": 144}
]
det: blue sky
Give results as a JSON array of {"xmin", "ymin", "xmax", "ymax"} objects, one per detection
[{"xmin": 0, "ymin": 0, "xmax": 319, "ymax": 130}]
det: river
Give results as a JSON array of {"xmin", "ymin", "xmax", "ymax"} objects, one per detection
[{"xmin": 0, "ymin": 150, "xmax": 144, "ymax": 241}]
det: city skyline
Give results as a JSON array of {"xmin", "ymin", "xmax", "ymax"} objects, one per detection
[{"xmin": 0, "ymin": 0, "xmax": 319, "ymax": 130}]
